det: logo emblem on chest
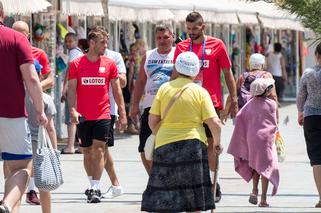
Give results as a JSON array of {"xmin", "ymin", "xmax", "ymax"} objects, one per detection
[
  {"xmin": 99, "ymin": 67, "xmax": 106, "ymax": 73},
  {"xmin": 205, "ymin": 49, "xmax": 212, "ymax": 55},
  {"xmin": 81, "ymin": 77, "xmax": 105, "ymax": 85}
]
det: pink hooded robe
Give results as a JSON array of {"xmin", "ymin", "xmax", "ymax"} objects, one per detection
[{"xmin": 227, "ymin": 96, "xmax": 279, "ymax": 195}]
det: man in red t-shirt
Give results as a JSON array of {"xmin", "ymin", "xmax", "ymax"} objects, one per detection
[
  {"xmin": 12, "ymin": 21, "xmax": 54, "ymax": 91},
  {"xmin": 173, "ymin": 11, "xmax": 238, "ymax": 203},
  {"xmin": 68, "ymin": 27, "xmax": 127, "ymax": 203},
  {"xmin": 0, "ymin": 2, "xmax": 47, "ymax": 212}
]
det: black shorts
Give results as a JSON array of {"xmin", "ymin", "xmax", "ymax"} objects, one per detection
[
  {"xmin": 138, "ymin": 108, "xmax": 152, "ymax": 153},
  {"xmin": 107, "ymin": 115, "xmax": 116, "ymax": 147},
  {"xmin": 303, "ymin": 115, "xmax": 321, "ymax": 166},
  {"xmin": 77, "ymin": 119, "xmax": 111, "ymax": 148},
  {"xmin": 203, "ymin": 107, "xmax": 220, "ymax": 138}
]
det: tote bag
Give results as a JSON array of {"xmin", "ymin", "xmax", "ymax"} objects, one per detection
[{"xmin": 34, "ymin": 126, "xmax": 64, "ymax": 191}]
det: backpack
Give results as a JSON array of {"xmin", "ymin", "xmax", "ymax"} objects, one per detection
[{"xmin": 238, "ymin": 72, "xmax": 264, "ymax": 109}]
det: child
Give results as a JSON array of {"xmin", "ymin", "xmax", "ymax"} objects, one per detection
[
  {"xmin": 25, "ymin": 59, "xmax": 58, "ymax": 213},
  {"xmin": 227, "ymin": 78, "xmax": 279, "ymax": 207}
]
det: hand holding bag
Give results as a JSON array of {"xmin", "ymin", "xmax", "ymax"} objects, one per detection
[
  {"xmin": 275, "ymin": 129, "xmax": 285, "ymax": 162},
  {"xmin": 34, "ymin": 126, "xmax": 64, "ymax": 191},
  {"xmin": 144, "ymin": 83, "xmax": 192, "ymax": 160}
]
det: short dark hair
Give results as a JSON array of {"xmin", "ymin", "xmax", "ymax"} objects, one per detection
[
  {"xmin": 65, "ymin": 32, "xmax": 77, "ymax": 40},
  {"xmin": 274, "ymin": 43, "xmax": 282, "ymax": 52},
  {"xmin": 155, "ymin": 23, "xmax": 173, "ymax": 35},
  {"xmin": 186, "ymin": 11, "xmax": 204, "ymax": 24},
  {"xmin": 87, "ymin": 26, "xmax": 109, "ymax": 42},
  {"xmin": 315, "ymin": 42, "xmax": 321, "ymax": 56}
]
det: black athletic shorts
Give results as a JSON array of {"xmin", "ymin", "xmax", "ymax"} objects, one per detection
[
  {"xmin": 138, "ymin": 108, "xmax": 152, "ymax": 153},
  {"xmin": 107, "ymin": 115, "xmax": 116, "ymax": 147},
  {"xmin": 203, "ymin": 107, "xmax": 220, "ymax": 138},
  {"xmin": 77, "ymin": 119, "xmax": 111, "ymax": 147}
]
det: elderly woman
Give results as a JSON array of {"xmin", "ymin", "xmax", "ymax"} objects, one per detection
[
  {"xmin": 228, "ymin": 78, "xmax": 279, "ymax": 208},
  {"xmin": 297, "ymin": 42, "xmax": 321, "ymax": 208},
  {"xmin": 141, "ymin": 52, "xmax": 222, "ymax": 213}
]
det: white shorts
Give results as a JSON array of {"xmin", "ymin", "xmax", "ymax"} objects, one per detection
[{"xmin": 0, "ymin": 117, "xmax": 32, "ymax": 160}]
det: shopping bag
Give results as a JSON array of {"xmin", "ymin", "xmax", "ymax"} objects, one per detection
[
  {"xmin": 144, "ymin": 134, "xmax": 155, "ymax": 161},
  {"xmin": 34, "ymin": 126, "xmax": 64, "ymax": 191},
  {"xmin": 275, "ymin": 130, "xmax": 286, "ymax": 162}
]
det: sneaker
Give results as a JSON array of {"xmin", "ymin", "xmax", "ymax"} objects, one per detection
[
  {"xmin": 26, "ymin": 190, "xmax": 40, "ymax": 205},
  {"xmin": 0, "ymin": 205, "xmax": 10, "ymax": 213},
  {"xmin": 102, "ymin": 185, "xmax": 124, "ymax": 199},
  {"xmin": 86, "ymin": 189, "xmax": 101, "ymax": 203},
  {"xmin": 215, "ymin": 183, "xmax": 222, "ymax": 203}
]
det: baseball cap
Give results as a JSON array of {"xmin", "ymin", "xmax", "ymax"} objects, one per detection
[
  {"xmin": 175, "ymin": 52, "xmax": 200, "ymax": 77},
  {"xmin": 250, "ymin": 78, "xmax": 275, "ymax": 97},
  {"xmin": 249, "ymin": 53, "xmax": 265, "ymax": 70}
]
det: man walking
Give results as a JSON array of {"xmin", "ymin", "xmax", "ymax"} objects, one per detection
[
  {"xmin": 130, "ymin": 23, "xmax": 175, "ymax": 175},
  {"xmin": 0, "ymin": 1, "xmax": 47, "ymax": 212},
  {"xmin": 61, "ymin": 32, "xmax": 84, "ymax": 154},
  {"xmin": 67, "ymin": 27, "xmax": 127, "ymax": 203},
  {"xmin": 173, "ymin": 11, "xmax": 238, "ymax": 202},
  {"xmin": 101, "ymin": 40, "xmax": 127, "ymax": 198}
]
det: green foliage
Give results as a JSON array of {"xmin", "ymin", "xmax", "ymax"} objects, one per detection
[{"xmin": 278, "ymin": 0, "xmax": 321, "ymax": 36}]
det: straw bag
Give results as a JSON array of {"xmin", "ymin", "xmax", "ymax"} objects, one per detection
[
  {"xmin": 144, "ymin": 83, "xmax": 192, "ymax": 160},
  {"xmin": 34, "ymin": 126, "xmax": 64, "ymax": 191}
]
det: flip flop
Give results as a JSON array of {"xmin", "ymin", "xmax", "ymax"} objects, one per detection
[
  {"xmin": 60, "ymin": 149, "xmax": 74, "ymax": 154},
  {"xmin": 258, "ymin": 201, "xmax": 270, "ymax": 207},
  {"xmin": 249, "ymin": 193, "xmax": 258, "ymax": 205}
]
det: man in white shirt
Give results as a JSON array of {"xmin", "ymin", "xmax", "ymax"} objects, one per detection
[
  {"xmin": 101, "ymin": 43, "xmax": 127, "ymax": 199},
  {"xmin": 61, "ymin": 32, "xmax": 84, "ymax": 154}
]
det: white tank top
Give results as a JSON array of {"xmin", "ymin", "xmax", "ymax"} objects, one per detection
[
  {"xmin": 267, "ymin": 52, "xmax": 282, "ymax": 77},
  {"xmin": 143, "ymin": 47, "xmax": 175, "ymax": 108}
]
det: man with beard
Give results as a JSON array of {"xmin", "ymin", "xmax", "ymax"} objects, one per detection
[
  {"xmin": 173, "ymin": 11, "xmax": 238, "ymax": 203},
  {"xmin": 68, "ymin": 27, "xmax": 127, "ymax": 203}
]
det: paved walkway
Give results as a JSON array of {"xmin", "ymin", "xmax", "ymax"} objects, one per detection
[{"xmin": 1, "ymin": 103, "xmax": 320, "ymax": 212}]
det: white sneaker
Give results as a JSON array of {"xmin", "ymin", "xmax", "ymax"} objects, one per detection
[{"xmin": 102, "ymin": 185, "xmax": 124, "ymax": 198}]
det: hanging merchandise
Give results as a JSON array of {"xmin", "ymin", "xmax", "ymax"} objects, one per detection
[
  {"xmin": 57, "ymin": 23, "xmax": 68, "ymax": 40},
  {"xmin": 33, "ymin": 23, "xmax": 46, "ymax": 42}
]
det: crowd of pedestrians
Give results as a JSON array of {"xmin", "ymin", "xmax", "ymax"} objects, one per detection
[{"xmin": 1, "ymin": 0, "xmax": 321, "ymax": 211}]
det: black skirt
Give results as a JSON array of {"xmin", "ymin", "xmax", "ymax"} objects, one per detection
[
  {"xmin": 304, "ymin": 115, "xmax": 321, "ymax": 166},
  {"xmin": 141, "ymin": 139, "xmax": 215, "ymax": 212}
]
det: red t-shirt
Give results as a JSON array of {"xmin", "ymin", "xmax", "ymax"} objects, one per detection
[
  {"xmin": 32, "ymin": 46, "xmax": 51, "ymax": 75},
  {"xmin": 174, "ymin": 36, "xmax": 231, "ymax": 109},
  {"xmin": 0, "ymin": 22, "xmax": 34, "ymax": 118},
  {"xmin": 68, "ymin": 55, "xmax": 118, "ymax": 120}
]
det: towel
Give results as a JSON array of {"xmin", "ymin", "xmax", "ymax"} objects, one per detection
[{"xmin": 227, "ymin": 97, "xmax": 279, "ymax": 195}]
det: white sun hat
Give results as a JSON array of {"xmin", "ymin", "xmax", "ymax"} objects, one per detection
[
  {"xmin": 250, "ymin": 78, "xmax": 275, "ymax": 97},
  {"xmin": 249, "ymin": 53, "xmax": 266, "ymax": 70},
  {"xmin": 175, "ymin": 52, "xmax": 200, "ymax": 77}
]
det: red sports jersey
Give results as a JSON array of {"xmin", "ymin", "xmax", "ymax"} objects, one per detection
[
  {"xmin": 68, "ymin": 55, "xmax": 118, "ymax": 120},
  {"xmin": 32, "ymin": 46, "xmax": 51, "ymax": 75},
  {"xmin": 174, "ymin": 36, "xmax": 231, "ymax": 109}
]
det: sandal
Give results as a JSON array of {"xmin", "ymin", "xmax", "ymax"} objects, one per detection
[
  {"xmin": 249, "ymin": 193, "xmax": 258, "ymax": 205},
  {"xmin": 258, "ymin": 201, "xmax": 270, "ymax": 207}
]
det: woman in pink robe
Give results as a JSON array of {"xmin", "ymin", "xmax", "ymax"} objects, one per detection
[{"xmin": 227, "ymin": 78, "xmax": 279, "ymax": 207}]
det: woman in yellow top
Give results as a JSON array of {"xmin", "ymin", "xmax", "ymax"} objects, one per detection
[{"xmin": 141, "ymin": 52, "xmax": 223, "ymax": 213}]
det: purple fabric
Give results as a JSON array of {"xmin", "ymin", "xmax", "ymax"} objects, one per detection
[{"xmin": 227, "ymin": 97, "xmax": 279, "ymax": 195}]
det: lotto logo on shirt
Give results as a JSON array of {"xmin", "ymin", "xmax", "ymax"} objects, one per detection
[{"xmin": 81, "ymin": 77, "xmax": 105, "ymax": 85}]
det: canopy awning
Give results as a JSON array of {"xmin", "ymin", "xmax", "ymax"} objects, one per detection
[
  {"xmin": 237, "ymin": 13, "xmax": 259, "ymax": 25},
  {"xmin": 1, "ymin": 0, "xmax": 51, "ymax": 15},
  {"xmin": 61, "ymin": 0, "xmax": 104, "ymax": 16},
  {"xmin": 109, "ymin": 0, "xmax": 174, "ymax": 22}
]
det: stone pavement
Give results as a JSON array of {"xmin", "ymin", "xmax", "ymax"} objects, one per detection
[{"xmin": 1, "ymin": 103, "xmax": 320, "ymax": 213}]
